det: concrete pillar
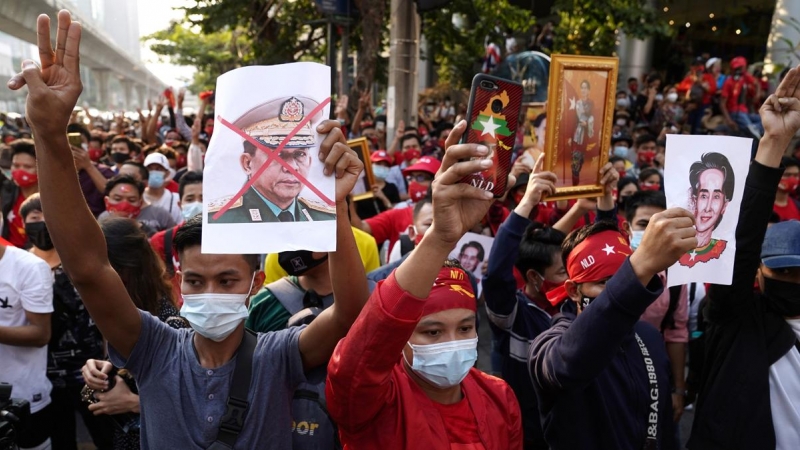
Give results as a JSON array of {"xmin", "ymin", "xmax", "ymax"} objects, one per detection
[
  {"xmin": 135, "ymin": 85, "xmax": 146, "ymax": 109},
  {"xmin": 765, "ymin": 0, "xmax": 800, "ymax": 75},
  {"xmin": 417, "ymin": 33, "xmax": 434, "ymax": 91},
  {"xmin": 121, "ymin": 79, "xmax": 133, "ymax": 111},
  {"xmin": 617, "ymin": 31, "xmax": 654, "ymax": 89},
  {"xmin": 93, "ymin": 68, "xmax": 110, "ymax": 110},
  {"xmin": 387, "ymin": 0, "xmax": 419, "ymax": 138}
]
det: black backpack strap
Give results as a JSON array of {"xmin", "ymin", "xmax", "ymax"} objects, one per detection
[
  {"xmin": 163, "ymin": 227, "xmax": 174, "ymax": 276},
  {"xmin": 207, "ymin": 329, "xmax": 258, "ymax": 450},
  {"xmin": 660, "ymin": 285, "xmax": 683, "ymax": 333},
  {"xmin": 294, "ymin": 389, "xmax": 342, "ymax": 449},
  {"xmin": 399, "ymin": 234, "xmax": 414, "ymax": 256}
]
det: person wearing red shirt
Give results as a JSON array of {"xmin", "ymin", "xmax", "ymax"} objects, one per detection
[
  {"xmin": 720, "ymin": 57, "xmax": 764, "ymax": 138},
  {"xmin": 327, "ymin": 122, "xmax": 523, "ymax": 449},
  {"xmin": 357, "ymin": 156, "xmax": 440, "ymax": 253},
  {"xmin": 773, "ymin": 157, "xmax": 800, "ymax": 222},
  {"xmin": 1, "ymin": 139, "xmax": 39, "ymax": 247}
]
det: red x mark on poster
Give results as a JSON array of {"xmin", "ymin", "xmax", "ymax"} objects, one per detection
[{"xmin": 212, "ymin": 97, "xmax": 333, "ymax": 220}]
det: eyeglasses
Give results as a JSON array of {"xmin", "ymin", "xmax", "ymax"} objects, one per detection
[{"xmin": 406, "ymin": 174, "xmax": 432, "ymax": 183}]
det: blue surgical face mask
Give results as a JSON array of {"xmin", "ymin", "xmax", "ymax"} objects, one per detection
[
  {"xmin": 404, "ymin": 337, "xmax": 478, "ymax": 388},
  {"xmin": 180, "ymin": 273, "xmax": 255, "ymax": 342},
  {"xmin": 181, "ymin": 201, "xmax": 203, "ymax": 221},
  {"xmin": 373, "ymin": 165, "xmax": 390, "ymax": 180},
  {"xmin": 0, "ymin": 168, "xmax": 11, "ymax": 180},
  {"xmin": 613, "ymin": 146, "xmax": 629, "ymax": 158},
  {"xmin": 630, "ymin": 230, "xmax": 645, "ymax": 251},
  {"xmin": 148, "ymin": 171, "xmax": 166, "ymax": 189}
]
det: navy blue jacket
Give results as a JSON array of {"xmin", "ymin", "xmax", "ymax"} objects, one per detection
[
  {"xmin": 529, "ymin": 259, "xmax": 675, "ymax": 450},
  {"xmin": 688, "ymin": 161, "xmax": 795, "ymax": 449}
]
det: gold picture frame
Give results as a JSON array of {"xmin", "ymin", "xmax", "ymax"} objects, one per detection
[
  {"xmin": 543, "ymin": 54, "xmax": 619, "ymax": 201},
  {"xmin": 347, "ymin": 137, "xmax": 376, "ymax": 201}
]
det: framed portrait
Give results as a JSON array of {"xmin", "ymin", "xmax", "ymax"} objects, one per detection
[
  {"xmin": 348, "ymin": 137, "xmax": 376, "ymax": 201},
  {"xmin": 543, "ymin": 55, "xmax": 619, "ymax": 201}
]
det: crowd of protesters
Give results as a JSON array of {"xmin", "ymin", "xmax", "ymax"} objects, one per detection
[{"xmin": 2, "ymin": 9, "xmax": 800, "ymax": 450}]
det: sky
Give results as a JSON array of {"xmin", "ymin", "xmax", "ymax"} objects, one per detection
[{"xmin": 137, "ymin": 0, "xmax": 196, "ymax": 87}]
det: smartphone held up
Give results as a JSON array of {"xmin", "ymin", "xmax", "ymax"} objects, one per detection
[{"xmin": 459, "ymin": 74, "xmax": 523, "ymax": 198}]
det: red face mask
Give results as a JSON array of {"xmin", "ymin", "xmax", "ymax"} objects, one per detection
[
  {"xmin": 618, "ymin": 170, "xmax": 627, "ymax": 179},
  {"xmin": 176, "ymin": 153, "xmax": 187, "ymax": 169},
  {"xmin": 11, "ymin": 169, "xmax": 38, "ymax": 188},
  {"xmin": 408, "ymin": 181, "xmax": 428, "ymax": 202},
  {"xmin": 779, "ymin": 176, "xmax": 800, "ymax": 193},
  {"xmin": 639, "ymin": 151, "xmax": 656, "ymax": 165},
  {"xmin": 104, "ymin": 198, "xmax": 142, "ymax": 218},
  {"xmin": 641, "ymin": 182, "xmax": 661, "ymax": 192},
  {"xmin": 204, "ymin": 126, "xmax": 214, "ymax": 136},
  {"xmin": 88, "ymin": 148, "xmax": 104, "ymax": 162}
]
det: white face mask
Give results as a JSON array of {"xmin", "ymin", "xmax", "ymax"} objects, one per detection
[
  {"xmin": 180, "ymin": 273, "xmax": 255, "ymax": 342},
  {"xmin": 404, "ymin": 337, "xmax": 478, "ymax": 388},
  {"xmin": 181, "ymin": 201, "xmax": 203, "ymax": 221},
  {"xmin": 655, "ymin": 94, "xmax": 664, "ymax": 102},
  {"xmin": 666, "ymin": 93, "xmax": 679, "ymax": 103}
]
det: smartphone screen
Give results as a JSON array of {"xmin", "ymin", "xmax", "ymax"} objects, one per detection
[
  {"xmin": 67, "ymin": 132, "xmax": 83, "ymax": 149},
  {"xmin": 459, "ymin": 74, "xmax": 523, "ymax": 197}
]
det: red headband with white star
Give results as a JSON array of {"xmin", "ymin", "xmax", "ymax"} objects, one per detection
[{"xmin": 546, "ymin": 230, "xmax": 632, "ymax": 306}]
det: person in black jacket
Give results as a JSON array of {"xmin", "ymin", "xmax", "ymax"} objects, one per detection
[
  {"xmin": 529, "ymin": 208, "xmax": 698, "ymax": 450},
  {"xmin": 688, "ymin": 65, "xmax": 800, "ymax": 450}
]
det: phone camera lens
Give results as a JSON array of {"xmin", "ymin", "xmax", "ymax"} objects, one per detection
[{"xmin": 491, "ymin": 99, "xmax": 503, "ymax": 114}]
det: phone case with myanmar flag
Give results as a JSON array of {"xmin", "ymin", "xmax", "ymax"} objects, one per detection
[{"xmin": 460, "ymin": 74, "xmax": 523, "ymax": 198}]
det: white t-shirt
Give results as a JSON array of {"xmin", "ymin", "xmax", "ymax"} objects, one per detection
[
  {"xmin": 769, "ymin": 317, "xmax": 800, "ymax": 449},
  {"xmin": 0, "ymin": 246, "xmax": 54, "ymax": 413},
  {"xmin": 145, "ymin": 189, "xmax": 182, "ymax": 225}
]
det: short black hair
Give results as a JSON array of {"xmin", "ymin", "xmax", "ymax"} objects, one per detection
[
  {"xmin": 413, "ymin": 196, "xmax": 432, "ymax": 218},
  {"xmin": 173, "ymin": 215, "xmax": 260, "ymax": 271},
  {"xmin": 122, "ymin": 161, "xmax": 149, "ymax": 181},
  {"xmin": 689, "ymin": 152, "xmax": 735, "ymax": 201},
  {"xmin": 628, "ymin": 77, "xmax": 638, "ymax": 83},
  {"xmin": 20, "ymin": 192, "xmax": 42, "ymax": 220},
  {"xmin": 624, "ymin": 191, "xmax": 666, "ymax": 224},
  {"xmin": 401, "ymin": 134, "xmax": 421, "ymax": 149},
  {"xmin": 580, "ymin": 79, "xmax": 591, "ymax": 90},
  {"xmin": 179, "ymin": 170, "xmax": 203, "ymax": 199},
  {"xmin": 516, "ymin": 222, "xmax": 566, "ymax": 276},
  {"xmin": 635, "ymin": 134, "xmax": 657, "ymax": 149},
  {"xmin": 609, "ymin": 156, "xmax": 626, "ymax": 165},
  {"xmin": 9, "ymin": 138, "xmax": 36, "ymax": 160},
  {"xmin": 562, "ymin": 221, "xmax": 621, "ymax": 267},
  {"xmin": 460, "ymin": 241, "xmax": 485, "ymax": 261},
  {"xmin": 67, "ymin": 123, "xmax": 91, "ymax": 143},
  {"xmin": 781, "ymin": 156, "xmax": 800, "ymax": 171},
  {"xmin": 638, "ymin": 167, "xmax": 662, "ymax": 184},
  {"xmin": 617, "ymin": 176, "xmax": 639, "ymax": 193},
  {"xmin": 105, "ymin": 174, "xmax": 145, "ymax": 197},
  {"xmin": 111, "ymin": 135, "xmax": 140, "ymax": 155}
]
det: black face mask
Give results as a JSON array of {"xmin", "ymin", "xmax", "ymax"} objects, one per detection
[
  {"xmin": 764, "ymin": 276, "xmax": 800, "ymax": 317},
  {"xmin": 111, "ymin": 152, "xmax": 129, "ymax": 164},
  {"xmin": 278, "ymin": 251, "xmax": 328, "ymax": 276},
  {"xmin": 25, "ymin": 221, "xmax": 54, "ymax": 251}
]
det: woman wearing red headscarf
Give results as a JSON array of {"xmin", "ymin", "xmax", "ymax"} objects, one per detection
[{"xmin": 326, "ymin": 119, "xmax": 522, "ymax": 449}]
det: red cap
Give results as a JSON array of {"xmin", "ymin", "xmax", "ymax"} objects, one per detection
[
  {"xmin": 370, "ymin": 150, "xmax": 393, "ymax": 164},
  {"xmin": 402, "ymin": 156, "xmax": 441, "ymax": 176},
  {"xmin": 730, "ymin": 57, "xmax": 747, "ymax": 70},
  {"xmin": 422, "ymin": 267, "xmax": 477, "ymax": 317},
  {"xmin": 546, "ymin": 230, "xmax": 632, "ymax": 306}
]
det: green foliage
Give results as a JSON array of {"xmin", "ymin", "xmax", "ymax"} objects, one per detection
[
  {"xmin": 552, "ymin": 0, "xmax": 672, "ymax": 56},
  {"xmin": 422, "ymin": 0, "xmax": 536, "ymax": 89},
  {"xmin": 143, "ymin": 22, "xmax": 253, "ymax": 92}
]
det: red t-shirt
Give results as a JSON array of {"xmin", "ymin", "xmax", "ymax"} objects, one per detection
[
  {"xmin": 365, "ymin": 206, "xmax": 414, "ymax": 250},
  {"xmin": 165, "ymin": 179, "xmax": 179, "ymax": 193},
  {"xmin": 432, "ymin": 396, "xmax": 485, "ymax": 449},
  {"xmin": 774, "ymin": 200, "xmax": 800, "ymax": 222},
  {"xmin": 721, "ymin": 74, "xmax": 756, "ymax": 114},
  {"xmin": 7, "ymin": 192, "xmax": 27, "ymax": 247}
]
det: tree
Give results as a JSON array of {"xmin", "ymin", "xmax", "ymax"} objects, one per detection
[
  {"xmin": 143, "ymin": 22, "xmax": 254, "ymax": 92},
  {"xmin": 422, "ymin": 0, "xmax": 536, "ymax": 89},
  {"xmin": 552, "ymin": 0, "xmax": 672, "ymax": 56}
]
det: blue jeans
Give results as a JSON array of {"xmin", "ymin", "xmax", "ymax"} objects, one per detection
[{"xmin": 730, "ymin": 111, "xmax": 764, "ymax": 136}]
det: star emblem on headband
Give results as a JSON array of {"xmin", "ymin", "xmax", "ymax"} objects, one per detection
[{"xmin": 602, "ymin": 244, "xmax": 615, "ymax": 255}]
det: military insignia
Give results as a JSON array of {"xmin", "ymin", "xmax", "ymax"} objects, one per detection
[
  {"xmin": 298, "ymin": 197, "xmax": 336, "ymax": 215},
  {"xmin": 279, "ymin": 97, "xmax": 305, "ymax": 122},
  {"xmin": 207, "ymin": 195, "xmax": 243, "ymax": 213},
  {"xmin": 300, "ymin": 208, "xmax": 313, "ymax": 221},
  {"xmin": 249, "ymin": 209, "xmax": 263, "ymax": 222}
]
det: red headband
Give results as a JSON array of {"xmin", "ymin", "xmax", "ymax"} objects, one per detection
[
  {"xmin": 422, "ymin": 267, "xmax": 477, "ymax": 317},
  {"xmin": 546, "ymin": 231, "xmax": 632, "ymax": 306}
]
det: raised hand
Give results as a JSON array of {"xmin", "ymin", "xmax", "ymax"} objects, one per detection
[
  {"xmin": 760, "ymin": 65, "xmax": 800, "ymax": 144},
  {"xmin": 317, "ymin": 120, "xmax": 364, "ymax": 203},
  {"xmin": 515, "ymin": 154, "xmax": 556, "ymax": 218},
  {"xmin": 428, "ymin": 120, "xmax": 495, "ymax": 245},
  {"xmin": 7, "ymin": 10, "xmax": 83, "ymax": 136},
  {"xmin": 597, "ymin": 161, "xmax": 620, "ymax": 211},
  {"xmin": 630, "ymin": 208, "xmax": 697, "ymax": 284}
]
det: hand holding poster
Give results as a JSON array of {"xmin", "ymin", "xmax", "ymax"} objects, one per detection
[
  {"xmin": 202, "ymin": 63, "xmax": 335, "ymax": 254},
  {"xmin": 664, "ymin": 134, "xmax": 752, "ymax": 286}
]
